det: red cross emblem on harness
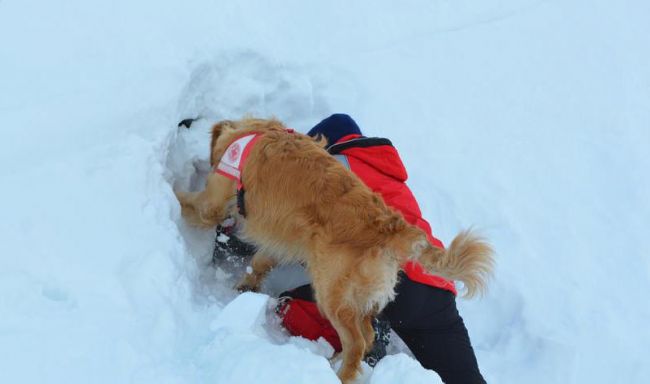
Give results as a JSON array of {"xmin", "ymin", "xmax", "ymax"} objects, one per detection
[{"xmin": 227, "ymin": 142, "xmax": 241, "ymax": 162}]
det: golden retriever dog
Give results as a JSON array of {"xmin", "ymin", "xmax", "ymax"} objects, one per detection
[{"xmin": 176, "ymin": 117, "xmax": 494, "ymax": 383}]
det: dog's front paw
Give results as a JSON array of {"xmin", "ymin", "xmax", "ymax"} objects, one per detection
[
  {"xmin": 235, "ymin": 283, "xmax": 260, "ymax": 293},
  {"xmin": 174, "ymin": 190, "xmax": 192, "ymax": 206},
  {"xmin": 174, "ymin": 190, "xmax": 208, "ymax": 227},
  {"xmin": 235, "ymin": 273, "xmax": 262, "ymax": 293}
]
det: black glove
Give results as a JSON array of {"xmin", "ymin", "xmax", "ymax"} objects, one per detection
[{"xmin": 212, "ymin": 217, "xmax": 257, "ymax": 267}]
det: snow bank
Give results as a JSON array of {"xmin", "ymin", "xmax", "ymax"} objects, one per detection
[
  {"xmin": 1, "ymin": 0, "xmax": 649, "ymax": 383},
  {"xmin": 200, "ymin": 293, "xmax": 340, "ymax": 384},
  {"xmin": 370, "ymin": 354, "xmax": 442, "ymax": 384}
]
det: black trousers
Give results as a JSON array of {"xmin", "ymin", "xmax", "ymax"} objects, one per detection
[
  {"xmin": 282, "ymin": 273, "xmax": 485, "ymax": 383},
  {"xmin": 382, "ymin": 273, "xmax": 486, "ymax": 384}
]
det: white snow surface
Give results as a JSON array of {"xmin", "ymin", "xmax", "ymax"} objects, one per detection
[{"xmin": 1, "ymin": 0, "xmax": 649, "ymax": 383}]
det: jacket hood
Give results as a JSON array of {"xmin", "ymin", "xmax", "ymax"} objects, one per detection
[{"xmin": 336, "ymin": 134, "xmax": 409, "ymax": 182}]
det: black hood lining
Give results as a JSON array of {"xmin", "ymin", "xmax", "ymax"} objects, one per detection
[{"xmin": 327, "ymin": 137, "xmax": 393, "ymax": 155}]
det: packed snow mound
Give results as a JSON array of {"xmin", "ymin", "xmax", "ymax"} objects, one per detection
[
  {"xmin": 2, "ymin": 0, "xmax": 649, "ymax": 383},
  {"xmin": 200, "ymin": 293, "xmax": 340, "ymax": 384},
  {"xmin": 176, "ymin": 51, "xmax": 360, "ymax": 132},
  {"xmin": 370, "ymin": 354, "xmax": 443, "ymax": 384}
]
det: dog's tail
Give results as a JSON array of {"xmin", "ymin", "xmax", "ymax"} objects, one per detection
[{"xmin": 410, "ymin": 229, "xmax": 495, "ymax": 298}]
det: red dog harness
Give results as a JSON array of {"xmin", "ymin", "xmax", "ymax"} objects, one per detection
[
  {"xmin": 215, "ymin": 129, "xmax": 295, "ymax": 216},
  {"xmin": 216, "ymin": 133, "xmax": 262, "ymax": 187},
  {"xmin": 215, "ymin": 133, "xmax": 262, "ymax": 216}
]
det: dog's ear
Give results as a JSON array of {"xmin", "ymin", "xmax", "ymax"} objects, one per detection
[
  {"xmin": 210, "ymin": 120, "xmax": 236, "ymax": 166},
  {"xmin": 311, "ymin": 134, "xmax": 328, "ymax": 149}
]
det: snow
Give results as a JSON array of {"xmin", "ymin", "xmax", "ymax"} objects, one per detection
[
  {"xmin": 1, "ymin": 0, "xmax": 649, "ymax": 383},
  {"xmin": 216, "ymin": 233, "xmax": 230, "ymax": 243},
  {"xmin": 370, "ymin": 354, "xmax": 443, "ymax": 384},
  {"xmin": 202, "ymin": 293, "xmax": 339, "ymax": 383}
]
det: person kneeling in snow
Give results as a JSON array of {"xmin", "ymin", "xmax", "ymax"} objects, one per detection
[{"xmin": 213, "ymin": 114, "xmax": 486, "ymax": 383}]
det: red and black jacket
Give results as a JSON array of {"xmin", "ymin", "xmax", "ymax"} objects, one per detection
[{"xmin": 328, "ymin": 134, "xmax": 456, "ymax": 295}]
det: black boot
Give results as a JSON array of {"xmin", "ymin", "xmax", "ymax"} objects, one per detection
[
  {"xmin": 364, "ymin": 317, "xmax": 391, "ymax": 367},
  {"xmin": 212, "ymin": 217, "xmax": 257, "ymax": 268}
]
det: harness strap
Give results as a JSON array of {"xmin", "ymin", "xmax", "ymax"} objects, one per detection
[{"xmin": 214, "ymin": 133, "xmax": 261, "ymax": 217}]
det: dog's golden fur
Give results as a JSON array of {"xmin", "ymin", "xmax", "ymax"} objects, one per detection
[{"xmin": 176, "ymin": 118, "xmax": 494, "ymax": 383}]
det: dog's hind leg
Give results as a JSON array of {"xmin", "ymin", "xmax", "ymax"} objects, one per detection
[
  {"xmin": 235, "ymin": 251, "xmax": 277, "ymax": 292},
  {"xmin": 315, "ymin": 286, "xmax": 365, "ymax": 384},
  {"xmin": 331, "ymin": 307, "xmax": 365, "ymax": 384},
  {"xmin": 361, "ymin": 315, "xmax": 375, "ymax": 355}
]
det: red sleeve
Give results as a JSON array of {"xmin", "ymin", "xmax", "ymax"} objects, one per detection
[{"xmin": 278, "ymin": 298, "xmax": 342, "ymax": 352}]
